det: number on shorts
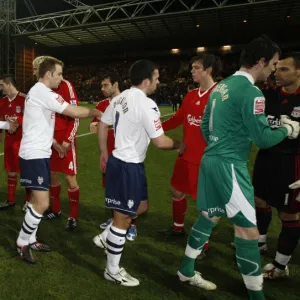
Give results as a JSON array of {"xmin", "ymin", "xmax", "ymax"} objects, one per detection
[
  {"xmin": 114, "ymin": 111, "xmax": 120, "ymax": 135},
  {"xmin": 68, "ymin": 161, "xmax": 74, "ymax": 170},
  {"xmin": 209, "ymin": 99, "xmax": 216, "ymax": 132}
]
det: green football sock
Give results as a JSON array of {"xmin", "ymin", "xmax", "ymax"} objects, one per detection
[
  {"xmin": 234, "ymin": 236, "xmax": 265, "ymax": 300},
  {"xmin": 179, "ymin": 214, "xmax": 217, "ymax": 277}
]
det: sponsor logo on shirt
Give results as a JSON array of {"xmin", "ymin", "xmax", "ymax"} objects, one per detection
[
  {"xmin": 55, "ymin": 94, "xmax": 65, "ymax": 104},
  {"xmin": 154, "ymin": 119, "xmax": 162, "ymax": 131},
  {"xmin": 253, "ymin": 97, "xmax": 265, "ymax": 115},
  {"xmin": 187, "ymin": 114, "xmax": 201, "ymax": 126},
  {"xmin": 291, "ymin": 106, "xmax": 300, "ymax": 118}
]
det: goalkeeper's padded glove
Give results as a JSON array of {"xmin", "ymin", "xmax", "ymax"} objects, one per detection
[
  {"xmin": 289, "ymin": 180, "xmax": 300, "ymax": 202},
  {"xmin": 280, "ymin": 115, "xmax": 300, "ymax": 139},
  {"xmin": 289, "ymin": 180, "xmax": 300, "ymax": 189}
]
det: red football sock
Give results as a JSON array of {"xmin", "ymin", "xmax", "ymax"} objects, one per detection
[
  {"xmin": 25, "ymin": 188, "xmax": 31, "ymax": 202},
  {"xmin": 131, "ymin": 218, "xmax": 137, "ymax": 226},
  {"xmin": 69, "ymin": 186, "xmax": 80, "ymax": 220},
  {"xmin": 8, "ymin": 174, "xmax": 17, "ymax": 204},
  {"xmin": 50, "ymin": 183, "xmax": 61, "ymax": 213},
  {"xmin": 172, "ymin": 196, "xmax": 187, "ymax": 232}
]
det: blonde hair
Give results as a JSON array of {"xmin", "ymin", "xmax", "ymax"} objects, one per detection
[{"xmin": 32, "ymin": 56, "xmax": 57, "ymax": 78}]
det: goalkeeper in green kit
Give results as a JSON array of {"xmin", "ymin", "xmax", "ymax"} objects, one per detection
[{"xmin": 176, "ymin": 36, "xmax": 300, "ymax": 299}]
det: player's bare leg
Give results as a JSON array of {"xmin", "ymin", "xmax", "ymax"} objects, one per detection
[
  {"xmin": 17, "ymin": 190, "xmax": 52, "ymax": 264},
  {"xmin": 263, "ymin": 211, "xmax": 299, "ymax": 279},
  {"xmin": 65, "ymin": 174, "xmax": 80, "ymax": 230}
]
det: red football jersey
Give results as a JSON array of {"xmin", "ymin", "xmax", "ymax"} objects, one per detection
[
  {"xmin": 0, "ymin": 92, "xmax": 26, "ymax": 144},
  {"xmin": 53, "ymin": 80, "xmax": 79, "ymax": 143},
  {"xmin": 93, "ymin": 99, "xmax": 115, "ymax": 155},
  {"xmin": 162, "ymin": 83, "xmax": 217, "ymax": 165}
]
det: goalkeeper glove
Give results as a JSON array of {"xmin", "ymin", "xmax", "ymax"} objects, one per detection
[
  {"xmin": 289, "ymin": 180, "xmax": 300, "ymax": 189},
  {"xmin": 289, "ymin": 180, "xmax": 300, "ymax": 202},
  {"xmin": 280, "ymin": 115, "xmax": 300, "ymax": 139}
]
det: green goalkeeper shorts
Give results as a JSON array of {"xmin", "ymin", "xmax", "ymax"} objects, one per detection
[{"xmin": 197, "ymin": 155, "xmax": 257, "ymax": 228}]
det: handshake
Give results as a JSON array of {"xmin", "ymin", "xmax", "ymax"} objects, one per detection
[
  {"xmin": 6, "ymin": 116, "xmax": 19, "ymax": 134},
  {"xmin": 52, "ymin": 140, "xmax": 71, "ymax": 158},
  {"xmin": 280, "ymin": 115, "xmax": 300, "ymax": 139}
]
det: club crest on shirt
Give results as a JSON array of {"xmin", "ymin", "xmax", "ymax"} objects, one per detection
[
  {"xmin": 16, "ymin": 106, "xmax": 21, "ymax": 113},
  {"xmin": 253, "ymin": 97, "xmax": 265, "ymax": 115},
  {"xmin": 70, "ymin": 100, "xmax": 77, "ymax": 106},
  {"xmin": 37, "ymin": 176, "xmax": 44, "ymax": 185},
  {"xmin": 127, "ymin": 199, "xmax": 134, "ymax": 209},
  {"xmin": 291, "ymin": 106, "xmax": 300, "ymax": 118}
]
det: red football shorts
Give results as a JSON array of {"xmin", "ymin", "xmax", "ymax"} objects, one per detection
[
  {"xmin": 102, "ymin": 130, "xmax": 115, "ymax": 188},
  {"xmin": 4, "ymin": 140, "xmax": 21, "ymax": 173},
  {"xmin": 170, "ymin": 156, "xmax": 200, "ymax": 200},
  {"xmin": 51, "ymin": 132, "xmax": 78, "ymax": 175}
]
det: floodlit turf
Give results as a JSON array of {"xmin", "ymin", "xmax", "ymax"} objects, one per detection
[{"xmin": 0, "ymin": 105, "xmax": 299, "ymax": 300}]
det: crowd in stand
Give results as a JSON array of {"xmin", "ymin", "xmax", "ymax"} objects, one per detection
[{"xmin": 62, "ymin": 53, "xmax": 272, "ymax": 107}]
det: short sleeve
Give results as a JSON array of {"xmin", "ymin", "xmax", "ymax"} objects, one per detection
[
  {"xmin": 141, "ymin": 100, "xmax": 164, "ymax": 139},
  {"xmin": 101, "ymin": 102, "xmax": 114, "ymax": 125},
  {"xmin": 45, "ymin": 91, "xmax": 69, "ymax": 113}
]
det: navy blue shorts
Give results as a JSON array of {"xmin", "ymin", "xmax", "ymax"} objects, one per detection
[
  {"xmin": 19, "ymin": 157, "xmax": 50, "ymax": 191},
  {"xmin": 105, "ymin": 155, "xmax": 148, "ymax": 216}
]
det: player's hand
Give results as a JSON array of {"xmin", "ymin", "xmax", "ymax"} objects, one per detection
[
  {"xmin": 62, "ymin": 141, "xmax": 71, "ymax": 151},
  {"xmin": 100, "ymin": 152, "xmax": 108, "ymax": 173},
  {"xmin": 89, "ymin": 122, "xmax": 98, "ymax": 134},
  {"xmin": 280, "ymin": 115, "xmax": 300, "ymax": 139},
  {"xmin": 7, "ymin": 118, "xmax": 19, "ymax": 133},
  {"xmin": 177, "ymin": 141, "xmax": 186, "ymax": 155},
  {"xmin": 53, "ymin": 141, "xmax": 66, "ymax": 158}
]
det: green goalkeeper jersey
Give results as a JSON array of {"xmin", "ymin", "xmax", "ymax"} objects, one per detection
[{"xmin": 201, "ymin": 71, "xmax": 288, "ymax": 163}]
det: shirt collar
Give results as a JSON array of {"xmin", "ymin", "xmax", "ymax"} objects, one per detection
[
  {"xmin": 233, "ymin": 71, "xmax": 255, "ymax": 85},
  {"xmin": 130, "ymin": 87, "xmax": 146, "ymax": 96}
]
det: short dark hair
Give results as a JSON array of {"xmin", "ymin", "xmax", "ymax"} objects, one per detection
[
  {"xmin": 129, "ymin": 60, "xmax": 158, "ymax": 86},
  {"xmin": 280, "ymin": 52, "xmax": 300, "ymax": 69},
  {"xmin": 240, "ymin": 35, "xmax": 281, "ymax": 68},
  {"xmin": 39, "ymin": 57, "xmax": 64, "ymax": 78},
  {"xmin": 0, "ymin": 74, "xmax": 17, "ymax": 88},
  {"xmin": 101, "ymin": 72, "xmax": 124, "ymax": 92},
  {"xmin": 191, "ymin": 54, "xmax": 222, "ymax": 78}
]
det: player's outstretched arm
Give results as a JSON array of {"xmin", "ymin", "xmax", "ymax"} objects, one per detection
[
  {"xmin": 62, "ymin": 104, "xmax": 101, "ymax": 119},
  {"xmin": 242, "ymin": 89, "xmax": 289, "ymax": 149},
  {"xmin": 98, "ymin": 120, "xmax": 109, "ymax": 172},
  {"xmin": 152, "ymin": 134, "xmax": 184, "ymax": 153},
  {"xmin": 0, "ymin": 120, "xmax": 18, "ymax": 131}
]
